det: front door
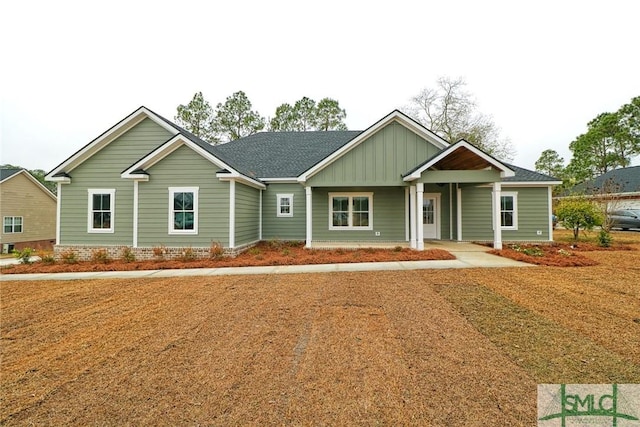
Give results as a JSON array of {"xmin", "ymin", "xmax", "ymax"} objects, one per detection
[{"xmin": 423, "ymin": 194, "xmax": 439, "ymax": 239}]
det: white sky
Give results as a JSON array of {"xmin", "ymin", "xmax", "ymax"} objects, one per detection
[{"xmin": 2, "ymin": 0, "xmax": 639, "ymax": 172}]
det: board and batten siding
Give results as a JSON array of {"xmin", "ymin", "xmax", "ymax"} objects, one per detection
[
  {"xmin": 307, "ymin": 122, "xmax": 442, "ymax": 187},
  {"xmin": 234, "ymin": 183, "xmax": 260, "ymax": 246},
  {"xmin": 312, "ymin": 187, "xmax": 405, "ymax": 241},
  {"xmin": 137, "ymin": 145, "xmax": 230, "ymax": 247},
  {"xmin": 59, "ymin": 118, "xmax": 173, "ymax": 245},
  {"xmin": 261, "ymin": 183, "xmax": 306, "ymax": 240},
  {"xmin": 460, "ymin": 186, "xmax": 551, "ymax": 241}
]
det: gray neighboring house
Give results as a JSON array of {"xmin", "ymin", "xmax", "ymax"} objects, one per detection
[
  {"xmin": 565, "ymin": 166, "xmax": 640, "ymax": 210},
  {"xmin": 46, "ymin": 107, "xmax": 560, "ymax": 260}
]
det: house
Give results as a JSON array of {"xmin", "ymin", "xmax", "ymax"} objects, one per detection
[
  {"xmin": 563, "ymin": 166, "xmax": 640, "ymax": 210},
  {"xmin": 45, "ymin": 107, "xmax": 560, "ymax": 260},
  {"xmin": 1, "ymin": 168, "xmax": 57, "ymax": 253}
]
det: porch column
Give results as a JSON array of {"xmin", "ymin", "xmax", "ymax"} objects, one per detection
[
  {"xmin": 409, "ymin": 185, "xmax": 417, "ymax": 249},
  {"xmin": 305, "ymin": 186, "xmax": 312, "ymax": 248},
  {"xmin": 493, "ymin": 182, "xmax": 502, "ymax": 250},
  {"xmin": 416, "ymin": 182, "xmax": 424, "ymax": 250}
]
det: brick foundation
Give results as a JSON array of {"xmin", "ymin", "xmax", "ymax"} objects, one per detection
[{"xmin": 53, "ymin": 242, "xmax": 257, "ymax": 262}]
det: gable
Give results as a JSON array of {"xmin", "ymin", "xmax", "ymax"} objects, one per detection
[
  {"xmin": 0, "ymin": 169, "xmax": 56, "ymax": 202},
  {"xmin": 306, "ymin": 122, "xmax": 444, "ymax": 186}
]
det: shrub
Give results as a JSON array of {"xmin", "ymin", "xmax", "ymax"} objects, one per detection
[
  {"xmin": 121, "ymin": 247, "xmax": 136, "ymax": 263},
  {"xmin": 268, "ymin": 239, "xmax": 285, "ymax": 250},
  {"xmin": 248, "ymin": 247, "xmax": 261, "ymax": 256},
  {"xmin": 394, "ymin": 246, "xmax": 403, "ymax": 252},
  {"xmin": 13, "ymin": 247, "xmax": 34, "ymax": 264},
  {"xmin": 152, "ymin": 245, "xmax": 167, "ymax": 260},
  {"xmin": 179, "ymin": 247, "xmax": 196, "ymax": 262},
  {"xmin": 597, "ymin": 229, "xmax": 612, "ymax": 248},
  {"xmin": 41, "ymin": 252, "xmax": 56, "ymax": 265},
  {"xmin": 60, "ymin": 249, "xmax": 78, "ymax": 264},
  {"xmin": 209, "ymin": 241, "xmax": 224, "ymax": 259},
  {"xmin": 555, "ymin": 198, "xmax": 604, "ymax": 240},
  {"xmin": 91, "ymin": 249, "xmax": 110, "ymax": 264}
]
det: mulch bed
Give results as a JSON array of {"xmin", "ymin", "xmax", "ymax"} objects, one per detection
[{"xmin": 1, "ymin": 241, "xmax": 455, "ymax": 274}]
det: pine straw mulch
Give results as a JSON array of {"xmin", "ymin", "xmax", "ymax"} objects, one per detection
[{"xmin": 1, "ymin": 242, "xmax": 454, "ymax": 275}]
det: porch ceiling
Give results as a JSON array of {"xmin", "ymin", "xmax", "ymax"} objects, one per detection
[{"xmin": 432, "ymin": 146, "xmax": 494, "ymax": 170}]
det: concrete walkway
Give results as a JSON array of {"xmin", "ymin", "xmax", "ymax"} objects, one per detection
[{"xmin": 1, "ymin": 242, "xmax": 531, "ymax": 281}]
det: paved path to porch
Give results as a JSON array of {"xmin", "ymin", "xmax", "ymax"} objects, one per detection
[{"xmin": 1, "ymin": 242, "xmax": 531, "ymax": 281}]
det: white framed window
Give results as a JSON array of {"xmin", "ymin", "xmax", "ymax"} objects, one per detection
[
  {"xmin": 277, "ymin": 193, "xmax": 294, "ymax": 217},
  {"xmin": 328, "ymin": 192, "xmax": 373, "ymax": 230},
  {"xmin": 88, "ymin": 189, "xmax": 115, "ymax": 233},
  {"xmin": 169, "ymin": 187, "xmax": 198, "ymax": 234},
  {"xmin": 3, "ymin": 216, "xmax": 23, "ymax": 233},
  {"xmin": 500, "ymin": 192, "xmax": 518, "ymax": 230}
]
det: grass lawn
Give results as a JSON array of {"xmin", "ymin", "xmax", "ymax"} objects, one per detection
[{"xmin": 1, "ymin": 232, "xmax": 639, "ymax": 425}]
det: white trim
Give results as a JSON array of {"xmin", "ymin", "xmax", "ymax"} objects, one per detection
[
  {"xmin": 328, "ymin": 192, "xmax": 374, "ymax": 231},
  {"xmin": 87, "ymin": 189, "xmax": 115, "ymax": 233},
  {"xmin": 259, "ymin": 190, "xmax": 263, "ymax": 241},
  {"xmin": 3, "ymin": 216, "xmax": 23, "ymax": 234},
  {"xmin": 416, "ymin": 183, "xmax": 424, "ymax": 250},
  {"xmin": 168, "ymin": 187, "xmax": 199, "ymax": 235},
  {"xmin": 487, "ymin": 181, "xmax": 563, "ymax": 187},
  {"xmin": 133, "ymin": 181, "xmax": 139, "ymax": 248},
  {"xmin": 404, "ymin": 139, "xmax": 515, "ymax": 182},
  {"xmin": 498, "ymin": 191, "xmax": 518, "ymax": 231},
  {"xmin": 298, "ymin": 110, "xmax": 448, "ymax": 183},
  {"xmin": 422, "ymin": 192, "xmax": 442, "ymax": 240},
  {"xmin": 456, "ymin": 185, "xmax": 462, "ymax": 241},
  {"xmin": 47, "ymin": 107, "xmax": 176, "ymax": 180},
  {"xmin": 276, "ymin": 193, "xmax": 294, "ymax": 217},
  {"xmin": 56, "ymin": 183, "xmax": 61, "ymax": 244},
  {"xmin": 305, "ymin": 187, "xmax": 312, "ymax": 248},
  {"xmin": 405, "ymin": 187, "xmax": 410, "ymax": 242},
  {"xmin": 410, "ymin": 186, "xmax": 417, "ymax": 248},
  {"xmin": 493, "ymin": 182, "xmax": 503, "ymax": 250},
  {"xmin": 260, "ymin": 177, "xmax": 299, "ymax": 183},
  {"xmin": 548, "ymin": 186, "xmax": 554, "ymax": 241},
  {"xmin": 229, "ymin": 181, "xmax": 235, "ymax": 249}
]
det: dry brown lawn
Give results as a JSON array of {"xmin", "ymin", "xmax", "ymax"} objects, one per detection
[{"xmin": 1, "ymin": 236, "xmax": 639, "ymax": 425}]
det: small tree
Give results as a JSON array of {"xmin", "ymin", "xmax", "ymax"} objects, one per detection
[{"xmin": 555, "ymin": 197, "xmax": 604, "ymax": 240}]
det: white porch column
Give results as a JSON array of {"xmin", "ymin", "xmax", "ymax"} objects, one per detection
[
  {"xmin": 409, "ymin": 185, "xmax": 417, "ymax": 249},
  {"xmin": 416, "ymin": 182, "xmax": 424, "ymax": 250},
  {"xmin": 493, "ymin": 181, "xmax": 502, "ymax": 250},
  {"xmin": 305, "ymin": 186, "xmax": 312, "ymax": 248},
  {"xmin": 56, "ymin": 183, "xmax": 62, "ymax": 245},
  {"xmin": 456, "ymin": 184, "xmax": 462, "ymax": 241},
  {"xmin": 259, "ymin": 190, "xmax": 263, "ymax": 241}
]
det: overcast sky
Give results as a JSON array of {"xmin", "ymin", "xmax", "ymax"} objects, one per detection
[{"xmin": 2, "ymin": 0, "xmax": 639, "ymax": 173}]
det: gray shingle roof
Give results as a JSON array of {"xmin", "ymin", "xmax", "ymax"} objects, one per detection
[
  {"xmin": 503, "ymin": 164, "xmax": 560, "ymax": 182},
  {"xmin": 570, "ymin": 166, "xmax": 640, "ymax": 194},
  {"xmin": 0, "ymin": 168, "xmax": 22, "ymax": 181},
  {"xmin": 212, "ymin": 131, "xmax": 362, "ymax": 178}
]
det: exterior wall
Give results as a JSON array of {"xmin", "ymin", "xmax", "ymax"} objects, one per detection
[
  {"xmin": 1, "ymin": 172, "xmax": 56, "ymax": 247},
  {"xmin": 137, "ymin": 145, "xmax": 230, "ymax": 247},
  {"xmin": 460, "ymin": 186, "xmax": 551, "ymax": 241},
  {"xmin": 59, "ymin": 118, "xmax": 173, "ymax": 245},
  {"xmin": 307, "ymin": 122, "xmax": 442, "ymax": 186},
  {"xmin": 234, "ymin": 182, "xmax": 260, "ymax": 246},
  {"xmin": 311, "ymin": 187, "xmax": 406, "ymax": 241},
  {"xmin": 261, "ymin": 183, "xmax": 306, "ymax": 240}
]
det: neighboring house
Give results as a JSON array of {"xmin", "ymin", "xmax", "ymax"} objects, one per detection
[
  {"xmin": 563, "ymin": 166, "xmax": 640, "ymax": 210},
  {"xmin": 45, "ymin": 107, "xmax": 560, "ymax": 260},
  {"xmin": 1, "ymin": 168, "xmax": 57, "ymax": 253}
]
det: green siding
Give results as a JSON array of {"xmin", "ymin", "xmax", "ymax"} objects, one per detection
[
  {"xmin": 234, "ymin": 183, "xmax": 260, "ymax": 246},
  {"xmin": 262, "ymin": 183, "xmax": 306, "ymax": 240},
  {"xmin": 307, "ymin": 122, "xmax": 442, "ymax": 186},
  {"xmin": 138, "ymin": 145, "xmax": 230, "ymax": 247},
  {"xmin": 60, "ymin": 118, "xmax": 173, "ymax": 245},
  {"xmin": 461, "ymin": 186, "xmax": 551, "ymax": 241},
  {"xmin": 312, "ymin": 187, "xmax": 406, "ymax": 241}
]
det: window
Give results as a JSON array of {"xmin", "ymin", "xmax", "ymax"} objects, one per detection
[
  {"xmin": 500, "ymin": 192, "xmax": 518, "ymax": 229},
  {"xmin": 329, "ymin": 193, "xmax": 373, "ymax": 230},
  {"xmin": 277, "ymin": 194, "xmax": 294, "ymax": 217},
  {"xmin": 3, "ymin": 216, "xmax": 23, "ymax": 233},
  {"xmin": 169, "ymin": 187, "xmax": 198, "ymax": 234},
  {"xmin": 88, "ymin": 189, "xmax": 115, "ymax": 233}
]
